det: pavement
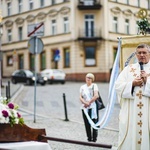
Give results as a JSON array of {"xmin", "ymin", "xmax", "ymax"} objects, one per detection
[{"xmin": 1, "ymin": 79, "xmax": 119, "ymax": 150}]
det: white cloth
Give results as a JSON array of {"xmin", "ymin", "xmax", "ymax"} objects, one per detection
[
  {"xmin": 115, "ymin": 62, "xmax": 150, "ymax": 150},
  {"xmin": 80, "ymin": 83, "xmax": 98, "ymax": 119},
  {"xmin": 0, "ymin": 141, "xmax": 52, "ymax": 150}
]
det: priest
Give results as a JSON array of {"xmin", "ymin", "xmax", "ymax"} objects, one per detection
[{"xmin": 115, "ymin": 43, "xmax": 150, "ymax": 150}]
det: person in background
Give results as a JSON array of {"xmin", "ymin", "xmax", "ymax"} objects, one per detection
[
  {"xmin": 115, "ymin": 43, "xmax": 150, "ymax": 150},
  {"xmin": 79, "ymin": 73, "xmax": 99, "ymax": 142}
]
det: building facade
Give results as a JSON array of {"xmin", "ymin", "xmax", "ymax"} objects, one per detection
[{"xmin": 0, "ymin": 0, "xmax": 150, "ymax": 82}]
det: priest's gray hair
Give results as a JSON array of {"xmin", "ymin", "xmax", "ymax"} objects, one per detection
[{"xmin": 136, "ymin": 43, "xmax": 150, "ymax": 52}]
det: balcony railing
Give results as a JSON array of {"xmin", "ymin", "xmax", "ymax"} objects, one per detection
[
  {"xmin": 78, "ymin": 0, "xmax": 102, "ymax": 10},
  {"xmin": 78, "ymin": 29, "xmax": 102, "ymax": 41}
]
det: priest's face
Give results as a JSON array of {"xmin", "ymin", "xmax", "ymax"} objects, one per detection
[{"xmin": 136, "ymin": 47, "xmax": 150, "ymax": 64}]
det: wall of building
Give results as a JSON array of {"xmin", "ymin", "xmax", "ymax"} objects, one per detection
[{"xmin": 0, "ymin": 0, "xmax": 150, "ymax": 82}]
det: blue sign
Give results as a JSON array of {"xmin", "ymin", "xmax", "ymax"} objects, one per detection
[
  {"xmin": 54, "ymin": 50, "xmax": 60, "ymax": 61},
  {"xmin": 55, "ymin": 50, "xmax": 60, "ymax": 55}
]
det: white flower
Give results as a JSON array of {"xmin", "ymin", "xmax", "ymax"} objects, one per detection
[
  {"xmin": 0, "ymin": 97, "xmax": 3, "ymax": 101},
  {"xmin": 0, "ymin": 116, "xmax": 9, "ymax": 123},
  {"xmin": 12, "ymin": 110, "xmax": 18, "ymax": 118},
  {"xmin": 0, "ymin": 97, "xmax": 24, "ymax": 126}
]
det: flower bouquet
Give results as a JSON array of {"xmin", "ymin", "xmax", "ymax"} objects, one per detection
[
  {"xmin": 0, "ymin": 98, "xmax": 47, "ymax": 143},
  {"xmin": 0, "ymin": 97, "xmax": 24, "ymax": 127},
  {"xmin": 137, "ymin": 18, "xmax": 150, "ymax": 35}
]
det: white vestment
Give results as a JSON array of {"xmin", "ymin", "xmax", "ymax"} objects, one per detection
[{"xmin": 115, "ymin": 62, "xmax": 150, "ymax": 150}]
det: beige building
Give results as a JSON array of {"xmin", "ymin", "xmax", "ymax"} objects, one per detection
[{"xmin": 0, "ymin": 0, "xmax": 150, "ymax": 82}]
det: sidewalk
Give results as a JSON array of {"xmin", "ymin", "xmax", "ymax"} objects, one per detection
[
  {"xmin": 1, "ymin": 78, "xmax": 22, "ymax": 98},
  {"xmin": 1, "ymin": 79, "xmax": 119, "ymax": 150}
]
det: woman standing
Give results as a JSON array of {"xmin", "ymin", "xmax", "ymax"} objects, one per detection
[{"xmin": 79, "ymin": 73, "xmax": 99, "ymax": 142}]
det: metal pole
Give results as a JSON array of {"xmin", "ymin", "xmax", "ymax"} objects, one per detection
[
  {"xmin": 0, "ymin": 9, "xmax": 2, "ymax": 97},
  {"xmin": 63, "ymin": 93, "xmax": 69, "ymax": 121},
  {"xmin": 39, "ymin": 135, "xmax": 112, "ymax": 149},
  {"xmin": 6, "ymin": 85, "xmax": 8, "ymax": 98},
  {"xmin": 8, "ymin": 81, "xmax": 10, "ymax": 99},
  {"xmin": 34, "ymin": 36, "xmax": 37, "ymax": 123},
  {"xmin": 0, "ymin": 25, "xmax": 2, "ymax": 97}
]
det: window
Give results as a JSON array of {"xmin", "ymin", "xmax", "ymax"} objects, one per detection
[
  {"xmin": 126, "ymin": 0, "xmax": 129, "ymax": 5},
  {"xmin": 113, "ymin": 17, "xmax": 118, "ymax": 33},
  {"xmin": 8, "ymin": 29, "xmax": 12, "ymax": 42},
  {"xmin": 138, "ymin": 0, "xmax": 140, "ymax": 7},
  {"xmin": 51, "ymin": 19, "xmax": 57, "ymax": 35},
  {"xmin": 84, "ymin": 0, "xmax": 94, "ymax": 5},
  {"xmin": 85, "ymin": 47, "xmax": 96, "ymax": 66},
  {"xmin": 7, "ymin": 55, "xmax": 13, "ymax": 66},
  {"xmin": 52, "ymin": 49, "xmax": 59, "ymax": 69},
  {"xmin": 18, "ymin": 54, "xmax": 24, "ymax": 69},
  {"xmin": 125, "ymin": 19, "xmax": 129, "ymax": 34},
  {"xmin": 40, "ymin": 52, "xmax": 46, "ymax": 70},
  {"xmin": 52, "ymin": 0, "xmax": 56, "ymax": 5},
  {"xmin": 136, "ymin": 21, "xmax": 139, "ymax": 34},
  {"xmin": 110, "ymin": 47, "xmax": 118, "ymax": 74},
  {"xmin": 18, "ymin": 27, "xmax": 23, "ymax": 41},
  {"xmin": 18, "ymin": 0, "xmax": 22, "ymax": 13},
  {"xmin": 113, "ymin": 47, "xmax": 117, "ymax": 61},
  {"xmin": 85, "ymin": 15, "xmax": 94, "ymax": 37},
  {"xmin": 7, "ymin": 2, "xmax": 11, "ymax": 16},
  {"xmin": 148, "ymin": 0, "xmax": 150, "ymax": 9},
  {"xmin": 64, "ymin": 48, "xmax": 70, "ymax": 68},
  {"xmin": 29, "ymin": 0, "xmax": 33, "ymax": 10},
  {"xmin": 63, "ymin": 17, "xmax": 69, "ymax": 33},
  {"xmin": 40, "ymin": 0, "xmax": 45, "ymax": 7},
  {"xmin": 29, "ymin": 54, "xmax": 35, "ymax": 71}
]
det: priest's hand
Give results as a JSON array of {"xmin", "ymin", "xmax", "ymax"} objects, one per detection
[
  {"xmin": 140, "ymin": 70, "xmax": 147, "ymax": 84},
  {"xmin": 132, "ymin": 77, "xmax": 144, "ymax": 87}
]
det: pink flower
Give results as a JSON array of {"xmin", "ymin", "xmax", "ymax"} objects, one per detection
[
  {"xmin": 2, "ymin": 110, "xmax": 9, "ymax": 117},
  {"xmin": 17, "ymin": 112, "xmax": 21, "ymax": 118},
  {"xmin": 8, "ymin": 103, "xmax": 14, "ymax": 109}
]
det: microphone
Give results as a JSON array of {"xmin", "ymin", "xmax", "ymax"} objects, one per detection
[{"xmin": 139, "ymin": 62, "xmax": 144, "ymax": 70}]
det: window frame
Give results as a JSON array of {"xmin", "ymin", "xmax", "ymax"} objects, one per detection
[
  {"xmin": 29, "ymin": 0, "xmax": 33, "ymax": 10},
  {"xmin": 125, "ymin": 18, "xmax": 130, "ymax": 34},
  {"xmin": 137, "ymin": 0, "xmax": 140, "ymax": 7},
  {"xmin": 63, "ymin": 17, "xmax": 69, "ymax": 33},
  {"xmin": 18, "ymin": 54, "xmax": 24, "ymax": 69},
  {"xmin": 7, "ymin": 2, "xmax": 11, "ymax": 16},
  {"xmin": 64, "ymin": 48, "xmax": 70, "ymax": 68},
  {"xmin": 18, "ymin": 26, "xmax": 23, "ymax": 41},
  {"xmin": 29, "ymin": 53, "xmax": 35, "ymax": 71},
  {"xmin": 7, "ymin": 55, "xmax": 13, "ymax": 66},
  {"xmin": 40, "ymin": 51, "xmax": 46, "ymax": 70},
  {"xmin": 8, "ymin": 29, "xmax": 12, "ymax": 42},
  {"xmin": 84, "ymin": 14, "xmax": 95, "ymax": 37},
  {"xmin": 84, "ymin": 46, "xmax": 96, "ymax": 67},
  {"xmin": 52, "ymin": 0, "xmax": 56, "ymax": 5},
  {"xmin": 113, "ymin": 16, "xmax": 118, "ymax": 33},
  {"xmin": 40, "ymin": 0, "xmax": 45, "ymax": 7},
  {"xmin": 51, "ymin": 19, "xmax": 57, "ymax": 35},
  {"xmin": 18, "ymin": 0, "xmax": 22, "ymax": 13}
]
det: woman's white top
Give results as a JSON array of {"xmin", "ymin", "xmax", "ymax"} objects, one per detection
[{"xmin": 80, "ymin": 83, "xmax": 98, "ymax": 119}]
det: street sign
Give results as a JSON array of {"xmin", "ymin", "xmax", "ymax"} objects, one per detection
[
  {"xmin": 28, "ymin": 23, "xmax": 44, "ymax": 37},
  {"xmin": 54, "ymin": 49, "xmax": 60, "ymax": 61},
  {"xmin": 28, "ymin": 37, "xmax": 44, "ymax": 54}
]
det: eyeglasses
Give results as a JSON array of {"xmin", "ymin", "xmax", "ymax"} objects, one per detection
[
  {"xmin": 136, "ymin": 51, "xmax": 149, "ymax": 55},
  {"xmin": 86, "ymin": 77, "xmax": 92, "ymax": 80}
]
